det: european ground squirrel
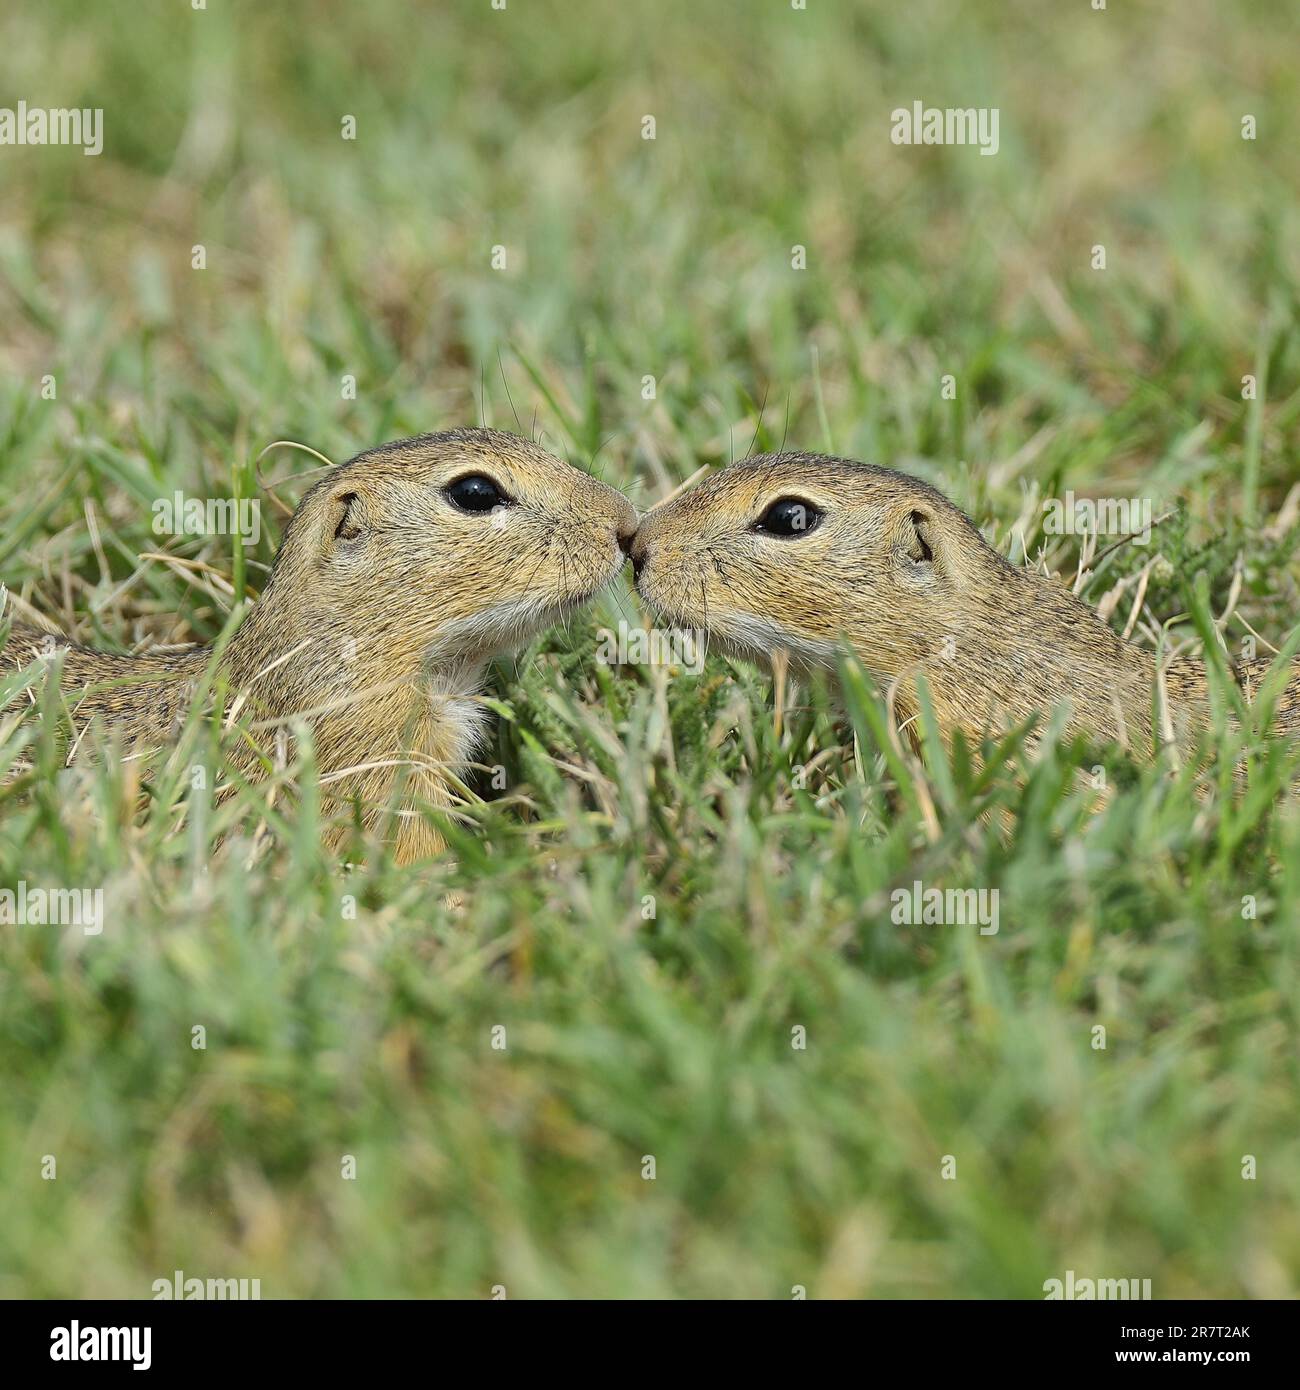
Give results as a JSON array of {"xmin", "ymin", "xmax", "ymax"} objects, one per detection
[
  {"xmin": 631, "ymin": 453, "xmax": 1300, "ymax": 756},
  {"xmin": 4, "ymin": 428, "xmax": 638, "ymax": 862}
]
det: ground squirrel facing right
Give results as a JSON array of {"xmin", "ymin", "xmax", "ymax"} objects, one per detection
[
  {"xmin": 4, "ymin": 428, "xmax": 638, "ymax": 862},
  {"xmin": 631, "ymin": 453, "xmax": 1300, "ymax": 756}
]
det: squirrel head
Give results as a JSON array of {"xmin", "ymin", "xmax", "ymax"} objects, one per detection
[
  {"xmin": 630, "ymin": 452, "xmax": 1005, "ymax": 678},
  {"xmin": 244, "ymin": 428, "xmax": 638, "ymax": 677}
]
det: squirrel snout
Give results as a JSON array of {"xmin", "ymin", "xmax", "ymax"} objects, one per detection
[{"xmin": 611, "ymin": 495, "xmax": 638, "ymax": 568}]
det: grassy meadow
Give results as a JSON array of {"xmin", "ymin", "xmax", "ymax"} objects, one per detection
[{"xmin": 1, "ymin": 0, "xmax": 1300, "ymax": 1298}]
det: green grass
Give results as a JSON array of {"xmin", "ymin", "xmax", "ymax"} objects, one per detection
[{"xmin": 2, "ymin": 0, "xmax": 1300, "ymax": 1298}]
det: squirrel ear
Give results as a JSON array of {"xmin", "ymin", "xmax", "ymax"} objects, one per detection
[
  {"xmin": 330, "ymin": 491, "xmax": 363, "ymax": 541},
  {"xmin": 904, "ymin": 508, "xmax": 937, "ymax": 567}
]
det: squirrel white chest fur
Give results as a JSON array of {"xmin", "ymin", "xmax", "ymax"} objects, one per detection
[{"xmin": 421, "ymin": 662, "xmax": 493, "ymax": 775}]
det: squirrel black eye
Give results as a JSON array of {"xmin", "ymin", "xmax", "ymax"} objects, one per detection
[
  {"xmin": 445, "ymin": 474, "xmax": 509, "ymax": 513},
  {"xmin": 755, "ymin": 497, "xmax": 821, "ymax": 537}
]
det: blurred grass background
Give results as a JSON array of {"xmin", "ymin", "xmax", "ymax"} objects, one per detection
[{"xmin": 1, "ymin": 0, "xmax": 1299, "ymax": 1297}]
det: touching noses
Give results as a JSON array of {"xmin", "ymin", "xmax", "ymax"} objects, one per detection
[
  {"xmin": 617, "ymin": 502, "xmax": 658, "ymax": 583},
  {"xmin": 612, "ymin": 495, "xmax": 639, "ymax": 570},
  {"xmin": 626, "ymin": 528, "xmax": 649, "ymax": 581}
]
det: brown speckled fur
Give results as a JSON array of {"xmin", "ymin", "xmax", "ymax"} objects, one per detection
[
  {"xmin": 4, "ymin": 428, "xmax": 637, "ymax": 863},
  {"xmin": 632, "ymin": 453, "xmax": 1300, "ymax": 757}
]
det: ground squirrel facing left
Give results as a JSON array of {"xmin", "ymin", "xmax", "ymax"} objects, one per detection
[
  {"xmin": 4, "ymin": 428, "xmax": 638, "ymax": 862},
  {"xmin": 631, "ymin": 452, "xmax": 1300, "ymax": 756}
]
